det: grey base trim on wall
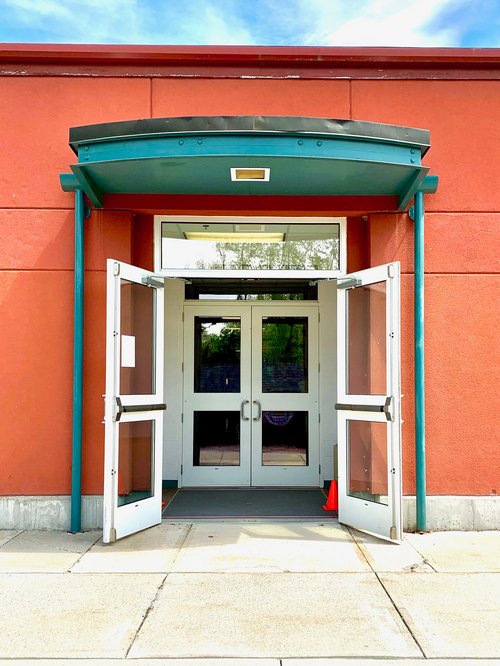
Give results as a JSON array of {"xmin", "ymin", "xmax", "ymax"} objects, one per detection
[
  {"xmin": 0, "ymin": 496, "xmax": 103, "ymax": 531},
  {"xmin": 0, "ymin": 494, "xmax": 498, "ymax": 531},
  {"xmin": 403, "ymin": 495, "xmax": 500, "ymax": 532}
]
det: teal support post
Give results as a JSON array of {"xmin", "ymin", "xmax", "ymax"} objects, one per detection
[
  {"xmin": 71, "ymin": 189, "xmax": 85, "ymax": 533},
  {"xmin": 414, "ymin": 190, "xmax": 426, "ymax": 532}
]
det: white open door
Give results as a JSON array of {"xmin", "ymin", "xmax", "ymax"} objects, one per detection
[
  {"xmin": 336, "ymin": 262, "xmax": 402, "ymax": 541},
  {"xmin": 103, "ymin": 259, "xmax": 165, "ymax": 543}
]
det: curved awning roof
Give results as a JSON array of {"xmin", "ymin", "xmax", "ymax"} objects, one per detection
[{"xmin": 62, "ymin": 116, "xmax": 436, "ymax": 210}]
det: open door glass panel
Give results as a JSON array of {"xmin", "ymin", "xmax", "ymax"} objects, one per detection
[
  {"xmin": 347, "ymin": 281, "xmax": 386, "ymax": 396},
  {"xmin": 119, "ymin": 279, "xmax": 155, "ymax": 395},
  {"xmin": 117, "ymin": 419, "xmax": 155, "ymax": 506},
  {"xmin": 103, "ymin": 260, "xmax": 165, "ymax": 543},
  {"xmin": 337, "ymin": 263, "xmax": 402, "ymax": 541},
  {"xmin": 347, "ymin": 419, "xmax": 388, "ymax": 505}
]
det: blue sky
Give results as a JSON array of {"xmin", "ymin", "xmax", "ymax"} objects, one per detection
[{"xmin": 0, "ymin": 0, "xmax": 498, "ymax": 47}]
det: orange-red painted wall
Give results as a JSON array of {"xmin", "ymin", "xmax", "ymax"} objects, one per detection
[{"xmin": 0, "ymin": 70, "xmax": 499, "ymax": 497}]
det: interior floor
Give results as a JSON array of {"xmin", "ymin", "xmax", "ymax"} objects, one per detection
[{"xmin": 162, "ymin": 487, "xmax": 336, "ymax": 520}]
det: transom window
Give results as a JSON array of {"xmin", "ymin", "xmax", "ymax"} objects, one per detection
[{"xmin": 155, "ymin": 216, "xmax": 346, "ymax": 278}]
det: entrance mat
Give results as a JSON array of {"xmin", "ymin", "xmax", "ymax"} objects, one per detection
[{"xmin": 162, "ymin": 488, "xmax": 336, "ymax": 519}]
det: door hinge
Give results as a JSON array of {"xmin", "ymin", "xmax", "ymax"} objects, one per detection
[
  {"xmin": 318, "ymin": 362, "xmax": 320, "ymax": 373},
  {"xmin": 318, "ymin": 312, "xmax": 320, "ymax": 323},
  {"xmin": 113, "ymin": 262, "xmax": 120, "ymax": 276},
  {"xmin": 141, "ymin": 276, "xmax": 164, "ymax": 289},
  {"xmin": 181, "ymin": 361, "xmax": 184, "ymax": 373},
  {"xmin": 180, "ymin": 464, "xmax": 183, "ymax": 475},
  {"xmin": 181, "ymin": 413, "xmax": 184, "ymax": 423},
  {"xmin": 390, "ymin": 525, "xmax": 397, "ymax": 540},
  {"xmin": 319, "ymin": 464, "xmax": 321, "ymax": 475},
  {"xmin": 182, "ymin": 311, "xmax": 184, "ymax": 322},
  {"xmin": 388, "ymin": 264, "xmax": 395, "ymax": 278},
  {"xmin": 318, "ymin": 413, "xmax": 321, "ymax": 423},
  {"xmin": 337, "ymin": 277, "xmax": 362, "ymax": 290}
]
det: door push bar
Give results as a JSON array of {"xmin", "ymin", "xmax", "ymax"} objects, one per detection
[
  {"xmin": 113, "ymin": 396, "xmax": 167, "ymax": 422},
  {"xmin": 335, "ymin": 396, "xmax": 394, "ymax": 422}
]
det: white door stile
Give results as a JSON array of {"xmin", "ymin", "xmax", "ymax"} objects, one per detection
[
  {"xmin": 336, "ymin": 262, "xmax": 402, "ymax": 542},
  {"xmin": 103, "ymin": 259, "xmax": 165, "ymax": 543},
  {"xmin": 182, "ymin": 305, "xmax": 252, "ymax": 487},
  {"xmin": 250, "ymin": 305, "xmax": 319, "ymax": 486}
]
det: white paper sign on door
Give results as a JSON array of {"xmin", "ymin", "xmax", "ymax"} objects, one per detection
[{"xmin": 121, "ymin": 335, "xmax": 136, "ymax": 367}]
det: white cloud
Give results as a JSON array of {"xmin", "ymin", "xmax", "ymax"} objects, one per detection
[
  {"xmin": 167, "ymin": 3, "xmax": 256, "ymax": 45},
  {"xmin": 1, "ymin": 0, "xmax": 463, "ymax": 46},
  {"xmin": 2, "ymin": 0, "xmax": 256, "ymax": 44},
  {"xmin": 299, "ymin": 0, "xmax": 459, "ymax": 47}
]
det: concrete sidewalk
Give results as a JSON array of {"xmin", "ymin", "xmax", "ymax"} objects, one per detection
[{"xmin": 0, "ymin": 522, "xmax": 499, "ymax": 663}]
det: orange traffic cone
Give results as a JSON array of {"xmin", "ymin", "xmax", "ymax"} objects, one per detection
[{"xmin": 323, "ymin": 480, "xmax": 338, "ymax": 511}]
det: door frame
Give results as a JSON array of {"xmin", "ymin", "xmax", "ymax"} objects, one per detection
[{"xmin": 181, "ymin": 301, "xmax": 320, "ymax": 488}]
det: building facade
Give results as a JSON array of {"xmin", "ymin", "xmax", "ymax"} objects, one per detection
[{"xmin": 0, "ymin": 45, "xmax": 499, "ymax": 538}]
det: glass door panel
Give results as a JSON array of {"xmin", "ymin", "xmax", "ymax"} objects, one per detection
[
  {"xmin": 194, "ymin": 317, "xmax": 241, "ymax": 393},
  {"xmin": 103, "ymin": 260, "xmax": 165, "ymax": 543},
  {"xmin": 193, "ymin": 411, "xmax": 241, "ymax": 466},
  {"xmin": 262, "ymin": 411, "xmax": 308, "ymax": 466},
  {"xmin": 117, "ymin": 419, "xmax": 155, "ymax": 506},
  {"xmin": 347, "ymin": 419, "xmax": 388, "ymax": 504},
  {"xmin": 119, "ymin": 280, "xmax": 155, "ymax": 396},
  {"xmin": 182, "ymin": 305, "xmax": 251, "ymax": 486},
  {"xmin": 347, "ymin": 281, "xmax": 386, "ymax": 396},
  {"xmin": 251, "ymin": 306, "xmax": 319, "ymax": 486},
  {"xmin": 336, "ymin": 263, "xmax": 401, "ymax": 541},
  {"xmin": 262, "ymin": 317, "xmax": 308, "ymax": 393}
]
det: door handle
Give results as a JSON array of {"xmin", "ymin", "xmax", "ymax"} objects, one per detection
[
  {"xmin": 241, "ymin": 400, "xmax": 250, "ymax": 421},
  {"xmin": 113, "ymin": 396, "xmax": 167, "ymax": 422},
  {"xmin": 253, "ymin": 400, "xmax": 262, "ymax": 421},
  {"xmin": 335, "ymin": 397, "xmax": 394, "ymax": 422}
]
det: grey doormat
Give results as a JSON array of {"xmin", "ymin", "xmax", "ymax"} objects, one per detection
[{"xmin": 162, "ymin": 488, "xmax": 336, "ymax": 519}]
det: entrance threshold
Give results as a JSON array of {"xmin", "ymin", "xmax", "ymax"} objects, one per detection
[{"xmin": 162, "ymin": 488, "xmax": 337, "ymax": 521}]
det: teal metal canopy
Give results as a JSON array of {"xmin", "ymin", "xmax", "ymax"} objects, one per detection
[{"xmin": 62, "ymin": 116, "xmax": 432, "ymax": 210}]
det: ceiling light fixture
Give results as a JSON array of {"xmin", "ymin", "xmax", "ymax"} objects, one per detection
[
  {"xmin": 230, "ymin": 167, "xmax": 270, "ymax": 182},
  {"xmin": 185, "ymin": 232, "xmax": 284, "ymax": 243}
]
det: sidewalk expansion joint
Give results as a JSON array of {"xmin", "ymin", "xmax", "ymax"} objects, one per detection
[
  {"xmin": 125, "ymin": 572, "xmax": 169, "ymax": 658},
  {"xmin": 405, "ymin": 538, "xmax": 438, "ymax": 573},
  {"xmin": 374, "ymin": 570, "xmax": 428, "ymax": 659},
  {"xmin": 67, "ymin": 532, "xmax": 103, "ymax": 572},
  {"xmin": 346, "ymin": 526, "xmax": 427, "ymax": 659},
  {"xmin": 168, "ymin": 522, "xmax": 194, "ymax": 570},
  {"xmin": 0, "ymin": 530, "xmax": 25, "ymax": 549}
]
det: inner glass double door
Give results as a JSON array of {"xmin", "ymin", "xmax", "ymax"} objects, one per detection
[{"xmin": 182, "ymin": 304, "xmax": 319, "ymax": 486}]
